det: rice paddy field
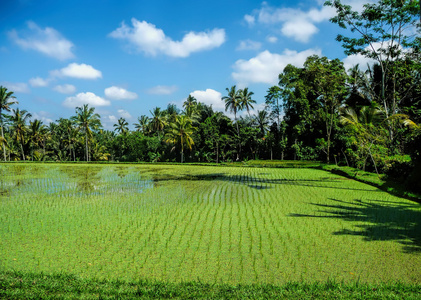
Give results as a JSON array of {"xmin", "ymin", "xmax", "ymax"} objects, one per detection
[{"xmin": 1, "ymin": 163, "xmax": 420, "ymax": 286}]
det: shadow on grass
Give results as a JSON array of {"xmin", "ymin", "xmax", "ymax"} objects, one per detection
[
  {"xmin": 165, "ymin": 173, "xmax": 382, "ymax": 192},
  {"xmin": 290, "ymin": 198, "xmax": 421, "ymax": 253}
]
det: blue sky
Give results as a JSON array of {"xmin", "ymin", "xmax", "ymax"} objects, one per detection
[{"xmin": 0, "ymin": 0, "xmax": 372, "ymax": 130}]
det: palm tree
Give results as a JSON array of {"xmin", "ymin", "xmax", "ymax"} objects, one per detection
[
  {"xmin": 10, "ymin": 108, "xmax": 32, "ymax": 161},
  {"xmin": 165, "ymin": 115, "xmax": 195, "ymax": 163},
  {"xmin": 0, "ymin": 86, "xmax": 18, "ymax": 161},
  {"xmin": 183, "ymin": 95, "xmax": 197, "ymax": 110},
  {"xmin": 222, "ymin": 85, "xmax": 242, "ymax": 160},
  {"xmin": 254, "ymin": 110, "xmax": 270, "ymax": 138},
  {"xmin": 114, "ymin": 117, "xmax": 129, "ymax": 135},
  {"xmin": 28, "ymin": 119, "xmax": 47, "ymax": 160},
  {"xmin": 339, "ymin": 105, "xmax": 385, "ymax": 174},
  {"xmin": 223, "ymin": 86, "xmax": 242, "ymax": 128},
  {"xmin": 133, "ymin": 115, "xmax": 149, "ymax": 134},
  {"xmin": 149, "ymin": 107, "xmax": 167, "ymax": 136},
  {"xmin": 239, "ymin": 87, "xmax": 256, "ymax": 116},
  {"xmin": 71, "ymin": 104, "xmax": 101, "ymax": 161}
]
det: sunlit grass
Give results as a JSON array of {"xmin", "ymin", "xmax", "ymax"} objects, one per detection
[{"xmin": 0, "ymin": 163, "xmax": 420, "ymax": 285}]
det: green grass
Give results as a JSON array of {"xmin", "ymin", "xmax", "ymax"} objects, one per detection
[
  {"xmin": 2, "ymin": 270, "xmax": 421, "ymax": 299},
  {"xmin": 0, "ymin": 163, "xmax": 420, "ymax": 287}
]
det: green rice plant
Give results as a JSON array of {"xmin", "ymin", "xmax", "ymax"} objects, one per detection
[{"xmin": 0, "ymin": 163, "xmax": 420, "ymax": 285}]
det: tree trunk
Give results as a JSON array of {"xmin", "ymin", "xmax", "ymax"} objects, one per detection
[
  {"xmin": 1, "ymin": 124, "xmax": 6, "ymax": 161},
  {"xmin": 85, "ymin": 132, "xmax": 89, "ymax": 162},
  {"xmin": 20, "ymin": 143, "xmax": 25, "ymax": 161}
]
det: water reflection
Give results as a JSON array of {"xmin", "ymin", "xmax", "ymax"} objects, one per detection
[{"xmin": 0, "ymin": 164, "xmax": 154, "ymax": 197}]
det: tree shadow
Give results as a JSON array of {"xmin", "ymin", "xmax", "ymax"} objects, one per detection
[
  {"xmin": 290, "ymin": 198, "xmax": 421, "ymax": 253},
  {"xmin": 145, "ymin": 172, "xmax": 381, "ymax": 192}
]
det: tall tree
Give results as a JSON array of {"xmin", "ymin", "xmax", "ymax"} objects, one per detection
[
  {"xmin": 305, "ymin": 55, "xmax": 348, "ymax": 163},
  {"xmin": 183, "ymin": 95, "xmax": 197, "ymax": 111},
  {"xmin": 0, "ymin": 86, "xmax": 18, "ymax": 161},
  {"xmin": 265, "ymin": 85, "xmax": 282, "ymax": 128},
  {"xmin": 325, "ymin": 0, "xmax": 421, "ymax": 140},
  {"xmin": 149, "ymin": 107, "xmax": 167, "ymax": 136},
  {"xmin": 10, "ymin": 108, "xmax": 32, "ymax": 161},
  {"xmin": 165, "ymin": 115, "xmax": 195, "ymax": 163},
  {"xmin": 71, "ymin": 104, "xmax": 101, "ymax": 162},
  {"xmin": 254, "ymin": 110, "xmax": 270, "ymax": 138},
  {"xmin": 114, "ymin": 117, "xmax": 129, "ymax": 135},
  {"xmin": 133, "ymin": 115, "xmax": 149, "ymax": 134},
  {"xmin": 239, "ymin": 87, "xmax": 256, "ymax": 116},
  {"xmin": 28, "ymin": 119, "xmax": 47, "ymax": 160},
  {"xmin": 223, "ymin": 85, "xmax": 242, "ymax": 159}
]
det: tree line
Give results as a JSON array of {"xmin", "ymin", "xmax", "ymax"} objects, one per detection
[{"xmin": 0, "ymin": 0, "xmax": 420, "ymax": 190}]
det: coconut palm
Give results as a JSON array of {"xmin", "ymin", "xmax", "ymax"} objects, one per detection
[
  {"xmin": 165, "ymin": 115, "xmax": 195, "ymax": 163},
  {"xmin": 254, "ymin": 110, "xmax": 270, "ymax": 137},
  {"xmin": 339, "ymin": 105, "xmax": 386, "ymax": 174},
  {"xmin": 149, "ymin": 107, "xmax": 167, "ymax": 136},
  {"xmin": 71, "ymin": 104, "xmax": 101, "ymax": 161},
  {"xmin": 10, "ymin": 108, "xmax": 32, "ymax": 160},
  {"xmin": 114, "ymin": 117, "xmax": 129, "ymax": 135},
  {"xmin": 28, "ymin": 119, "xmax": 48, "ymax": 160},
  {"xmin": 223, "ymin": 85, "xmax": 242, "ymax": 129},
  {"xmin": 239, "ymin": 87, "xmax": 256, "ymax": 116},
  {"xmin": 133, "ymin": 115, "xmax": 149, "ymax": 134},
  {"xmin": 183, "ymin": 95, "xmax": 197, "ymax": 110},
  {"xmin": 0, "ymin": 86, "xmax": 18, "ymax": 161},
  {"xmin": 223, "ymin": 85, "xmax": 242, "ymax": 160}
]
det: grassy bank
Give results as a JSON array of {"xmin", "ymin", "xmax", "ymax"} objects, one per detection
[{"xmin": 1, "ymin": 270, "xmax": 421, "ymax": 299}]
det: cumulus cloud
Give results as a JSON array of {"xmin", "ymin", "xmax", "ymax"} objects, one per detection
[
  {"xmin": 245, "ymin": 0, "xmax": 376, "ymax": 43},
  {"xmin": 266, "ymin": 36, "xmax": 278, "ymax": 43},
  {"xmin": 53, "ymin": 84, "xmax": 76, "ymax": 94},
  {"xmin": 29, "ymin": 77, "xmax": 50, "ymax": 87},
  {"xmin": 8, "ymin": 21, "xmax": 74, "ymax": 60},
  {"xmin": 0, "ymin": 82, "xmax": 30, "ymax": 93},
  {"xmin": 236, "ymin": 39, "xmax": 262, "ymax": 51},
  {"xmin": 117, "ymin": 109, "xmax": 132, "ymax": 119},
  {"xmin": 190, "ymin": 89, "xmax": 224, "ymax": 111},
  {"xmin": 109, "ymin": 19, "xmax": 226, "ymax": 57},
  {"xmin": 63, "ymin": 92, "xmax": 110, "ymax": 108},
  {"xmin": 32, "ymin": 111, "xmax": 53, "ymax": 124},
  {"xmin": 244, "ymin": 14, "xmax": 255, "ymax": 26},
  {"xmin": 232, "ymin": 48, "xmax": 322, "ymax": 86},
  {"xmin": 51, "ymin": 63, "xmax": 102, "ymax": 80},
  {"xmin": 104, "ymin": 86, "xmax": 137, "ymax": 100},
  {"xmin": 343, "ymin": 40, "xmax": 402, "ymax": 71},
  {"xmin": 146, "ymin": 85, "xmax": 178, "ymax": 95}
]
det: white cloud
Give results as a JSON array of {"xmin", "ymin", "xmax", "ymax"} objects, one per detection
[
  {"xmin": 29, "ymin": 77, "xmax": 50, "ymax": 87},
  {"xmin": 266, "ymin": 36, "xmax": 278, "ymax": 43},
  {"xmin": 0, "ymin": 82, "xmax": 30, "ymax": 93},
  {"xmin": 232, "ymin": 48, "xmax": 322, "ymax": 86},
  {"xmin": 246, "ymin": 3, "xmax": 334, "ymax": 43},
  {"xmin": 53, "ymin": 84, "xmax": 76, "ymax": 94},
  {"xmin": 108, "ymin": 115, "xmax": 117, "ymax": 122},
  {"xmin": 8, "ymin": 21, "xmax": 74, "ymax": 60},
  {"xmin": 244, "ymin": 14, "xmax": 255, "ymax": 26},
  {"xmin": 190, "ymin": 89, "xmax": 224, "ymax": 111},
  {"xmin": 104, "ymin": 86, "xmax": 137, "ymax": 100},
  {"xmin": 51, "ymin": 63, "xmax": 102, "ymax": 80},
  {"xmin": 343, "ymin": 54, "xmax": 376, "ymax": 71},
  {"xmin": 109, "ymin": 19, "xmax": 226, "ymax": 57},
  {"xmin": 32, "ymin": 111, "xmax": 53, "ymax": 124},
  {"xmin": 117, "ymin": 109, "xmax": 132, "ymax": 119},
  {"xmin": 63, "ymin": 92, "xmax": 110, "ymax": 108},
  {"xmin": 236, "ymin": 39, "xmax": 262, "ymax": 51},
  {"xmin": 146, "ymin": 85, "xmax": 178, "ymax": 95},
  {"xmin": 342, "ymin": 40, "xmax": 402, "ymax": 71},
  {"xmin": 281, "ymin": 20, "xmax": 319, "ymax": 43}
]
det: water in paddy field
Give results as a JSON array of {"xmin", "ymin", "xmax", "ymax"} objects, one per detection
[{"xmin": 0, "ymin": 164, "xmax": 154, "ymax": 198}]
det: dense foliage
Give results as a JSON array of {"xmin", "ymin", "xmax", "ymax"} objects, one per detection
[{"xmin": 0, "ymin": 0, "xmax": 420, "ymax": 189}]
